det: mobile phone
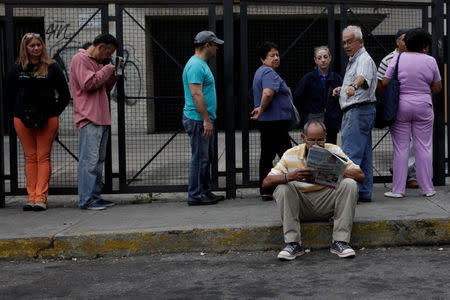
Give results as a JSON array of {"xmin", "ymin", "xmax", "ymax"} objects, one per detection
[{"xmin": 115, "ymin": 56, "xmax": 124, "ymax": 76}]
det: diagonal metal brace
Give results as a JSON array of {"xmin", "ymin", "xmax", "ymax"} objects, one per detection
[
  {"xmin": 281, "ymin": 7, "xmax": 328, "ymax": 59},
  {"xmin": 127, "ymin": 126, "xmax": 185, "ymax": 185},
  {"xmin": 55, "ymin": 136, "xmax": 79, "ymax": 162},
  {"xmin": 123, "ymin": 8, "xmax": 184, "ymax": 70}
]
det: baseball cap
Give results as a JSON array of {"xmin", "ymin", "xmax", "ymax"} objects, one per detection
[
  {"xmin": 395, "ymin": 29, "xmax": 409, "ymax": 40},
  {"xmin": 194, "ymin": 30, "xmax": 224, "ymax": 45}
]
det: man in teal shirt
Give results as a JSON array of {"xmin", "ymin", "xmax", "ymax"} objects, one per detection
[{"xmin": 182, "ymin": 30, "xmax": 224, "ymax": 206}]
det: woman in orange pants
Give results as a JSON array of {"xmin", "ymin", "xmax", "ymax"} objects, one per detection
[{"xmin": 7, "ymin": 33, "xmax": 70, "ymax": 211}]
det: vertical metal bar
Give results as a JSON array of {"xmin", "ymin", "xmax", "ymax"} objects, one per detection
[
  {"xmin": 422, "ymin": 6, "xmax": 428, "ymax": 30},
  {"xmin": 208, "ymin": 4, "xmax": 219, "ymax": 189},
  {"xmin": 101, "ymin": 5, "xmax": 113, "ymax": 193},
  {"xmin": 223, "ymin": 0, "xmax": 236, "ymax": 198},
  {"xmin": 101, "ymin": 5, "xmax": 108, "ymax": 35},
  {"xmin": 240, "ymin": 0, "xmax": 250, "ymax": 185},
  {"xmin": 5, "ymin": 5, "xmax": 18, "ymax": 194},
  {"xmin": 116, "ymin": 4, "xmax": 127, "ymax": 190},
  {"xmin": 208, "ymin": 5, "xmax": 217, "ymax": 77},
  {"xmin": 431, "ymin": 0, "xmax": 445, "ymax": 185},
  {"xmin": 447, "ymin": 0, "xmax": 450, "ymax": 177},
  {"xmin": 327, "ymin": 5, "xmax": 335, "ymax": 71},
  {"xmin": 0, "ymin": 18, "xmax": 5, "ymax": 208},
  {"xmin": 340, "ymin": 4, "xmax": 348, "ymax": 75}
]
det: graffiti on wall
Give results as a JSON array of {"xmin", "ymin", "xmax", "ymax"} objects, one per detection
[
  {"xmin": 49, "ymin": 40, "xmax": 143, "ymax": 106},
  {"xmin": 111, "ymin": 44, "xmax": 143, "ymax": 106},
  {"xmin": 46, "ymin": 21, "xmax": 71, "ymax": 42}
]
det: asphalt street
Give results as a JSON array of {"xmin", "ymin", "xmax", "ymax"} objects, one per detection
[{"xmin": 0, "ymin": 246, "xmax": 449, "ymax": 299}]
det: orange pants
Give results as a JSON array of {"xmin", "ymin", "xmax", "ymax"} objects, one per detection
[{"xmin": 14, "ymin": 117, "xmax": 59, "ymax": 204}]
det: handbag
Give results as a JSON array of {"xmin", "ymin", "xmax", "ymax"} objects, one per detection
[
  {"xmin": 288, "ymin": 89, "xmax": 301, "ymax": 129},
  {"xmin": 21, "ymin": 105, "xmax": 48, "ymax": 128},
  {"xmin": 375, "ymin": 53, "xmax": 401, "ymax": 129}
]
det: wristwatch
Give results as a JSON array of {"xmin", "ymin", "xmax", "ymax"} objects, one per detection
[{"xmin": 350, "ymin": 83, "xmax": 358, "ymax": 90}]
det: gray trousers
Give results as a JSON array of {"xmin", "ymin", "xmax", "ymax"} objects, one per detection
[{"xmin": 273, "ymin": 178, "xmax": 358, "ymax": 244}]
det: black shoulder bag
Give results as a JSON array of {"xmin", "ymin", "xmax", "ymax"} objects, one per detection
[{"xmin": 375, "ymin": 53, "xmax": 401, "ymax": 129}]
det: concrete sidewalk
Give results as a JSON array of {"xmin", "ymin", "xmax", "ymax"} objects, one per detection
[{"xmin": 0, "ymin": 184, "xmax": 449, "ymax": 259}]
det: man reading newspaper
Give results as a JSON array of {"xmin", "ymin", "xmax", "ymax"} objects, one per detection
[{"xmin": 262, "ymin": 120, "xmax": 365, "ymax": 260}]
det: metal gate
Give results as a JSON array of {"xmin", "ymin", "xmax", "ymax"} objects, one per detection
[
  {"xmin": 237, "ymin": 1, "xmax": 442, "ymax": 188},
  {"xmin": 0, "ymin": 0, "xmax": 446, "ymax": 208},
  {"xmin": 1, "ymin": 4, "xmax": 110, "ymax": 201},
  {"xmin": 114, "ymin": 3, "xmax": 222, "ymax": 193},
  {"xmin": 239, "ymin": 1, "xmax": 335, "ymax": 188}
]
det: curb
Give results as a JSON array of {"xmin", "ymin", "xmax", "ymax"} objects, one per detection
[{"xmin": 1, "ymin": 218, "xmax": 449, "ymax": 259}]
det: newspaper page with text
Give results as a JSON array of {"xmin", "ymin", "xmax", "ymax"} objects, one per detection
[{"xmin": 306, "ymin": 145, "xmax": 347, "ymax": 189}]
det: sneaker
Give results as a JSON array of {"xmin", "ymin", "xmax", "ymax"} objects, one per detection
[
  {"xmin": 33, "ymin": 202, "xmax": 47, "ymax": 211},
  {"xmin": 277, "ymin": 242, "xmax": 305, "ymax": 261},
  {"xmin": 82, "ymin": 202, "xmax": 106, "ymax": 210},
  {"xmin": 423, "ymin": 191, "xmax": 436, "ymax": 197},
  {"xmin": 205, "ymin": 192, "xmax": 225, "ymax": 201},
  {"xmin": 97, "ymin": 199, "xmax": 116, "ymax": 207},
  {"xmin": 384, "ymin": 191, "xmax": 404, "ymax": 198},
  {"xmin": 330, "ymin": 241, "xmax": 356, "ymax": 258}
]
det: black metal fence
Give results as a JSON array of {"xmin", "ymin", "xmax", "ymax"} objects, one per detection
[{"xmin": 0, "ymin": 0, "xmax": 448, "ymax": 207}]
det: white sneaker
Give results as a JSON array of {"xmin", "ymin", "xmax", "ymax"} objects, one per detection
[
  {"xmin": 384, "ymin": 191, "xmax": 404, "ymax": 198},
  {"xmin": 330, "ymin": 241, "xmax": 356, "ymax": 258},
  {"xmin": 277, "ymin": 242, "xmax": 305, "ymax": 261},
  {"xmin": 423, "ymin": 191, "xmax": 436, "ymax": 197}
]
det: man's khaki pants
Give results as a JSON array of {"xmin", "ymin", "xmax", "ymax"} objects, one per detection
[{"xmin": 273, "ymin": 178, "xmax": 358, "ymax": 244}]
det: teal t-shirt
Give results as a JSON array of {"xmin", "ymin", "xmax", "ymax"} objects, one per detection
[{"xmin": 182, "ymin": 55, "xmax": 217, "ymax": 121}]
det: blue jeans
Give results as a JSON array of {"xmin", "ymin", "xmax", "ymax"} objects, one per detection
[
  {"xmin": 78, "ymin": 123, "xmax": 109, "ymax": 207},
  {"xmin": 182, "ymin": 115, "xmax": 214, "ymax": 201},
  {"xmin": 341, "ymin": 104, "xmax": 375, "ymax": 199}
]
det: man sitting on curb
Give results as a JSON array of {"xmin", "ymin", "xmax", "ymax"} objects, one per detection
[{"xmin": 262, "ymin": 120, "xmax": 365, "ymax": 260}]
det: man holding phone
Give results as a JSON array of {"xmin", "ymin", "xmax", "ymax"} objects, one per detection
[{"xmin": 70, "ymin": 33, "xmax": 120, "ymax": 210}]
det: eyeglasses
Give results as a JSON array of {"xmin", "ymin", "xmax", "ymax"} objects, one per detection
[
  {"xmin": 342, "ymin": 39, "xmax": 358, "ymax": 46},
  {"xmin": 23, "ymin": 33, "xmax": 40, "ymax": 39},
  {"xmin": 305, "ymin": 138, "xmax": 326, "ymax": 145}
]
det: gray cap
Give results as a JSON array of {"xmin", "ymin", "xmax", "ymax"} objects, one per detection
[
  {"xmin": 395, "ymin": 28, "xmax": 409, "ymax": 40},
  {"xmin": 194, "ymin": 30, "xmax": 224, "ymax": 45}
]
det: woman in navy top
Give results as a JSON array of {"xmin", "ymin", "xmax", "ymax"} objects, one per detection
[
  {"xmin": 294, "ymin": 46, "xmax": 342, "ymax": 144},
  {"xmin": 251, "ymin": 41, "xmax": 292, "ymax": 201}
]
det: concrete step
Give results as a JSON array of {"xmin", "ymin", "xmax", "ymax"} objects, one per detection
[{"xmin": 0, "ymin": 185, "xmax": 449, "ymax": 259}]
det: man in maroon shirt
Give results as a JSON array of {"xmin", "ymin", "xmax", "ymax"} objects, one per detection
[{"xmin": 70, "ymin": 33, "xmax": 119, "ymax": 210}]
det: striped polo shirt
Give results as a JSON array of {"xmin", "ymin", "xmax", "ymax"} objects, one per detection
[
  {"xmin": 269, "ymin": 143, "xmax": 360, "ymax": 192},
  {"xmin": 377, "ymin": 49, "xmax": 398, "ymax": 81}
]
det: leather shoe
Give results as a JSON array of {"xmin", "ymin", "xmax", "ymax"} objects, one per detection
[
  {"xmin": 260, "ymin": 195, "xmax": 273, "ymax": 201},
  {"xmin": 358, "ymin": 197, "xmax": 371, "ymax": 203},
  {"xmin": 205, "ymin": 192, "xmax": 225, "ymax": 201},
  {"xmin": 406, "ymin": 180, "xmax": 419, "ymax": 189},
  {"xmin": 187, "ymin": 197, "xmax": 218, "ymax": 206}
]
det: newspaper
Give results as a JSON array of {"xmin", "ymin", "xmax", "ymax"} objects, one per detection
[{"xmin": 306, "ymin": 145, "xmax": 347, "ymax": 189}]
